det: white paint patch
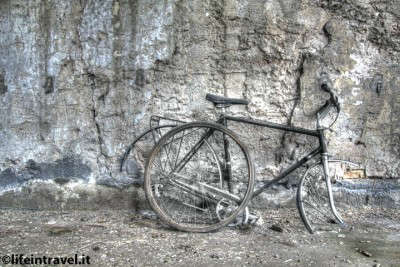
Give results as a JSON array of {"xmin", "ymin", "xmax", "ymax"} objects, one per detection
[
  {"xmin": 144, "ymin": 90, "xmax": 152, "ymax": 100},
  {"xmin": 352, "ymin": 87, "xmax": 361, "ymax": 96},
  {"xmin": 134, "ymin": 0, "xmax": 174, "ymax": 69},
  {"xmin": 264, "ymin": 0, "xmax": 283, "ymax": 22},
  {"xmin": 350, "ymin": 53, "xmax": 370, "ymax": 74},
  {"xmin": 133, "ymin": 111, "xmax": 145, "ymax": 125},
  {"xmin": 343, "ymin": 42, "xmax": 381, "ymax": 84},
  {"xmin": 354, "ymin": 100, "xmax": 363, "ymax": 106},
  {"xmin": 48, "ymin": 52, "xmax": 67, "ymax": 76},
  {"xmin": 87, "ymin": 173, "xmax": 97, "ymax": 185},
  {"xmin": 0, "ymin": 184, "xmax": 22, "ymax": 195}
]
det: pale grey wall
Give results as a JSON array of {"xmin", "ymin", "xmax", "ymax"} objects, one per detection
[{"xmin": 0, "ymin": 0, "xmax": 399, "ymax": 208}]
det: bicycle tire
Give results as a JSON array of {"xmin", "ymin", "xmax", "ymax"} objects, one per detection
[
  {"xmin": 144, "ymin": 122, "xmax": 255, "ymax": 232},
  {"xmin": 120, "ymin": 125, "xmax": 177, "ymax": 180},
  {"xmin": 297, "ymin": 160, "xmax": 360, "ymax": 234}
]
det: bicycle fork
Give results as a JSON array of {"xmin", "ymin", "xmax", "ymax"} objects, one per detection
[
  {"xmin": 322, "ymin": 153, "xmax": 344, "ymax": 225},
  {"xmin": 317, "ymin": 121, "xmax": 345, "ymax": 225}
]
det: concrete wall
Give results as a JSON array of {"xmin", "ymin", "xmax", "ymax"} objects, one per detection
[{"xmin": 0, "ymin": 0, "xmax": 399, "ymax": 208}]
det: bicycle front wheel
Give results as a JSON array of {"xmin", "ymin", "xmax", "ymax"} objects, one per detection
[
  {"xmin": 297, "ymin": 160, "xmax": 361, "ymax": 234},
  {"xmin": 144, "ymin": 122, "xmax": 254, "ymax": 232}
]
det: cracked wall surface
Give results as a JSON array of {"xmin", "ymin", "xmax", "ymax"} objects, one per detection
[{"xmin": 0, "ymin": 0, "xmax": 399, "ymax": 208}]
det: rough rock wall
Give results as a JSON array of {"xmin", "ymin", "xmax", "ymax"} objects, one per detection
[{"xmin": 0, "ymin": 0, "xmax": 399, "ymax": 208}]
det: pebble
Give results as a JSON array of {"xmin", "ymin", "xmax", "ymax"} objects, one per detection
[
  {"xmin": 270, "ymin": 224, "xmax": 283, "ymax": 232},
  {"xmin": 45, "ymin": 223, "xmax": 74, "ymax": 235},
  {"xmin": 356, "ymin": 248, "xmax": 372, "ymax": 257}
]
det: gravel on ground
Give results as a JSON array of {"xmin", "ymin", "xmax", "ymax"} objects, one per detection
[{"xmin": 0, "ymin": 207, "xmax": 399, "ymax": 266}]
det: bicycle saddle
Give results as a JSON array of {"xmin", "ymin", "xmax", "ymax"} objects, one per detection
[{"xmin": 206, "ymin": 94, "xmax": 249, "ymax": 106}]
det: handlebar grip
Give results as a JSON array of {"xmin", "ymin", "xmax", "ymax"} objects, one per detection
[
  {"xmin": 321, "ymin": 82, "xmax": 340, "ymax": 110},
  {"xmin": 319, "ymin": 72, "xmax": 331, "ymax": 92},
  {"xmin": 321, "ymin": 83, "xmax": 330, "ymax": 92},
  {"xmin": 319, "ymin": 73, "xmax": 341, "ymax": 114}
]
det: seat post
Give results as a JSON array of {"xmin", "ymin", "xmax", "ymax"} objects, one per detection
[
  {"xmin": 215, "ymin": 104, "xmax": 227, "ymax": 115},
  {"xmin": 215, "ymin": 104, "xmax": 228, "ymax": 127},
  {"xmin": 221, "ymin": 105, "xmax": 226, "ymax": 115}
]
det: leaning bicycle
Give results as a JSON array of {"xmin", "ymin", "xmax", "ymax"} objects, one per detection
[{"xmin": 143, "ymin": 78, "xmax": 362, "ymax": 233}]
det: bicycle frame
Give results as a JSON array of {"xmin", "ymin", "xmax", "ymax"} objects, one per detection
[
  {"xmin": 218, "ymin": 114, "xmax": 322, "ymax": 198},
  {"xmin": 217, "ymin": 112, "xmax": 343, "ymax": 223},
  {"xmin": 157, "ymin": 106, "xmax": 344, "ymax": 224}
]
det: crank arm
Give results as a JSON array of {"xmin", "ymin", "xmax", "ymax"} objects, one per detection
[
  {"xmin": 171, "ymin": 172, "xmax": 241, "ymax": 204},
  {"xmin": 198, "ymin": 182, "xmax": 241, "ymax": 203},
  {"xmin": 169, "ymin": 175, "xmax": 218, "ymax": 204}
]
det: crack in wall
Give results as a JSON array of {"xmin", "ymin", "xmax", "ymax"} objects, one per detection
[
  {"xmin": 322, "ymin": 21, "xmax": 333, "ymax": 49},
  {"xmin": 0, "ymin": 71, "xmax": 7, "ymax": 95},
  {"xmin": 289, "ymin": 54, "xmax": 306, "ymax": 127},
  {"xmin": 97, "ymin": 82, "xmax": 110, "ymax": 104},
  {"xmin": 88, "ymin": 73, "xmax": 112, "ymax": 178},
  {"xmin": 277, "ymin": 54, "xmax": 306, "ymax": 165}
]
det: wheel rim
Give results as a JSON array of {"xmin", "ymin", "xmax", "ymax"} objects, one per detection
[{"xmin": 144, "ymin": 122, "xmax": 254, "ymax": 232}]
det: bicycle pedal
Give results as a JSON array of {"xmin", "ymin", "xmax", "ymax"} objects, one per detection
[
  {"xmin": 228, "ymin": 212, "xmax": 260, "ymax": 227},
  {"xmin": 247, "ymin": 213, "xmax": 260, "ymax": 225}
]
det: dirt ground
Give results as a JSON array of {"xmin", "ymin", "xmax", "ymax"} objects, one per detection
[{"xmin": 0, "ymin": 207, "xmax": 399, "ymax": 267}]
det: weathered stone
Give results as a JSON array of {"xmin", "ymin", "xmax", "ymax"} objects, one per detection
[
  {"xmin": 46, "ymin": 222, "xmax": 75, "ymax": 235},
  {"xmin": 270, "ymin": 224, "xmax": 284, "ymax": 233},
  {"xmin": 0, "ymin": 0, "xmax": 399, "ymax": 209}
]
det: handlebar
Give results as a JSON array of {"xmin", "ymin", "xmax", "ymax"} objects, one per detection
[
  {"xmin": 319, "ymin": 80, "xmax": 340, "ymax": 114},
  {"xmin": 315, "ymin": 76, "xmax": 341, "ymax": 129}
]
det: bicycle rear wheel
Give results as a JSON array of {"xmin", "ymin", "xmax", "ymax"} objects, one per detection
[
  {"xmin": 297, "ymin": 160, "xmax": 361, "ymax": 234},
  {"xmin": 144, "ymin": 122, "xmax": 254, "ymax": 232}
]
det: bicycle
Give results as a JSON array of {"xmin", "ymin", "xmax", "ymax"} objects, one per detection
[{"xmin": 127, "ymin": 76, "xmax": 363, "ymax": 233}]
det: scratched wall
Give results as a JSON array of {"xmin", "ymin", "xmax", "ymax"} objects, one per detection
[{"xmin": 0, "ymin": 0, "xmax": 399, "ymax": 208}]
